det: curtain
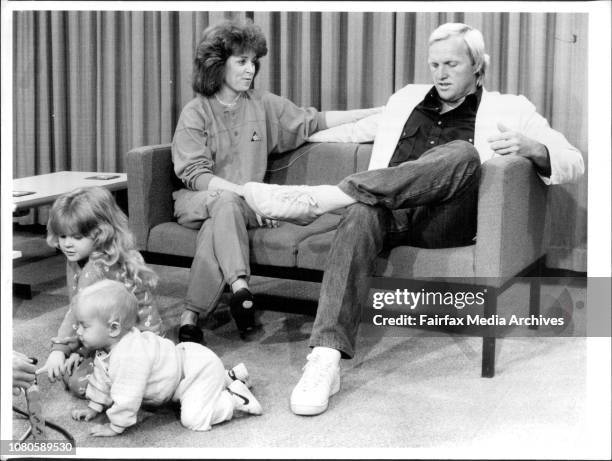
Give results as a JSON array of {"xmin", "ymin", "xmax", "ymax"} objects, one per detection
[{"xmin": 12, "ymin": 10, "xmax": 588, "ymax": 272}]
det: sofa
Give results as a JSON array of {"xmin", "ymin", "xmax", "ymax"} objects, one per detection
[{"xmin": 126, "ymin": 141, "xmax": 547, "ymax": 377}]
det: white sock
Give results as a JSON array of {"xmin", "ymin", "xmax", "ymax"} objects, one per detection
[
  {"xmin": 309, "ymin": 185, "xmax": 355, "ymax": 213},
  {"xmin": 181, "ymin": 310, "xmax": 198, "ymax": 324},
  {"xmin": 311, "ymin": 346, "xmax": 341, "ymax": 364}
]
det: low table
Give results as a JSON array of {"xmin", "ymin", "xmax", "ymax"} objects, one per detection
[
  {"xmin": 13, "ymin": 171, "xmax": 127, "ymax": 210},
  {"xmin": 12, "ymin": 171, "xmax": 128, "ymax": 298}
]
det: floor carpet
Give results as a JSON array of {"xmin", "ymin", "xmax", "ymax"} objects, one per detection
[{"xmin": 10, "ymin": 228, "xmax": 598, "ymax": 458}]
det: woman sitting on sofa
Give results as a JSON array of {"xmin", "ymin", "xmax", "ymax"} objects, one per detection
[{"xmin": 171, "ymin": 19, "xmax": 380, "ymax": 343}]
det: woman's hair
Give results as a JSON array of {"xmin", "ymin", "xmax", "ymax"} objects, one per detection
[
  {"xmin": 47, "ymin": 186, "xmax": 158, "ymax": 289},
  {"xmin": 428, "ymin": 22, "xmax": 490, "ymax": 87},
  {"xmin": 75, "ymin": 280, "xmax": 139, "ymax": 332},
  {"xmin": 192, "ymin": 19, "xmax": 268, "ymax": 96}
]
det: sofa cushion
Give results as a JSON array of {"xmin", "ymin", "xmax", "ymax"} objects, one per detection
[
  {"xmin": 148, "ymin": 222, "xmax": 198, "ymax": 257},
  {"xmin": 147, "ymin": 213, "xmax": 342, "ymax": 267},
  {"xmin": 296, "ymin": 229, "xmax": 475, "ymax": 278},
  {"xmin": 248, "ymin": 213, "xmax": 342, "ymax": 266}
]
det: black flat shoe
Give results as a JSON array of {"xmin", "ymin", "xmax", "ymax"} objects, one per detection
[
  {"xmin": 178, "ymin": 324, "xmax": 204, "ymax": 344},
  {"xmin": 230, "ymin": 288, "xmax": 256, "ymax": 337}
]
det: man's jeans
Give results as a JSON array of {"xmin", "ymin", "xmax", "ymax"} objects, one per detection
[{"xmin": 309, "ymin": 140, "xmax": 481, "ymax": 358}]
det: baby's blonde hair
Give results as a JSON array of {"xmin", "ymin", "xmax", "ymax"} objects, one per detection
[
  {"xmin": 74, "ymin": 280, "xmax": 139, "ymax": 332},
  {"xmin": 47, "ymin": 186, "xmax": 158, "ymax": 289}
]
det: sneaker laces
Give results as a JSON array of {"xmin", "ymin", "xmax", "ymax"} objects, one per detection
[{"xmin": 297, "ymin": 353, "xmax": 336, "ymax": 391}]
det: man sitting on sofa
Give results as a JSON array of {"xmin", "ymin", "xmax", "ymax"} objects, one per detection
[{"xmin": 243, "ymin": 22, "xmax": 585, "ymax": 416}]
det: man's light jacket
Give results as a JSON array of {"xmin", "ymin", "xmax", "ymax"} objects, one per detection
[{"xmin": 308, "ymin": 84, "xmax": 584, "ymax": 185}]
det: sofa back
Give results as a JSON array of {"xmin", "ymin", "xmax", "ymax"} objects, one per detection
[
  {"xmin": 126, "ymin": 142, "xmax": 373, "ymax": 249},
  {"xmin": 266, "ymin": 142, "xmax": 373, "ymax": 185}
]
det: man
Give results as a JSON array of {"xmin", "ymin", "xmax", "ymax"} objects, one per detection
[{"xmin": 243, "ymin": 23, "xmax": 584, "ymax": 416}]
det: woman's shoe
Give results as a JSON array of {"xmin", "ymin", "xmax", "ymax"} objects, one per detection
[
  {"xmin": 178, "ymin": 324, "xmax": 204, "ymax": 344},
  {"xmin": 230, "ymin": 288, "xmax": 256, "ymax": 338}
]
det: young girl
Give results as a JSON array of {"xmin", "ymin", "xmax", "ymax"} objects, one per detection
[{"xmin": 41, "ymin": 186, "xmax": 165, "ymax": 395}]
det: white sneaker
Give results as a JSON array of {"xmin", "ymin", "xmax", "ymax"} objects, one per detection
[
  {"xmin": 226, "ymin": 363, "xmax": 251, "ymax": 388},
  {"xmin": 243, "ymin": 182, "xmax": 322, "ymax": 225},
  {"xmin": 290, "ymin": 352, "xmax": 341, "ymax": 416},
  {"xmin": 228, "ymin": 380, "xmax": 263, "ymax": 415}
]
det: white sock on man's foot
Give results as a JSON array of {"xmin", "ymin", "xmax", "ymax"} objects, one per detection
[{"xmin": 311, "ymin": 346, "xmax": 341, "ymax": 364}]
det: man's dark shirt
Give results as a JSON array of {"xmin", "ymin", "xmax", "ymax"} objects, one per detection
[{"xmin": 388, "ymin": 86, "xmax": 483, "ymax": 167}]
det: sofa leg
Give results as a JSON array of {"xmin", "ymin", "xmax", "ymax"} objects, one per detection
[
  {"xmin": 529, "ymin": 257, "xmax": 543, "ymax": 329},
  {"xmin": 482, "ymin": 337, "xmax": 495, "ymax": 378},
  {"xmin": 481, "ymin": 288, "xmax": 497, "ymax": 378}
]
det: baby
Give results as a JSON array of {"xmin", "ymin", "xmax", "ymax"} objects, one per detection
[{"xmin": 70, "ymin": 279, "xmax": 262, "ymax": 436}]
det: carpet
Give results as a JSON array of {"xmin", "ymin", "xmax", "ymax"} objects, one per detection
[{"xmin": 10, "ymin": 232, "xmax": 593, "ymax": 457}]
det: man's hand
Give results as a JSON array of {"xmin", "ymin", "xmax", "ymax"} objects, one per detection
[
  {"xmin": 62, "ymin": 353, "xmax": 83, "ymax": 375},
  {"xmin": 487, "ymin": 123, "xmax": 551, "ymax": 174},
  {"xmin": 90, "ymin": 423, "xmax": 120, "ymax": 437},
  {"xmin": 72, "ymin": 407, "xmax": 99, "ymax": 422},
  {"xmin": 41, "ymin": 350, "xmax": 66, "ymax": 382},
  {"xmin": 13, "ymin": 352, "xmax": 37, "ymax": 395}
]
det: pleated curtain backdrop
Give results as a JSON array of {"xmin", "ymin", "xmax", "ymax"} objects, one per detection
[{"xmin": 12, "ymin": 10, "xmax": 588, "ymax": 272}]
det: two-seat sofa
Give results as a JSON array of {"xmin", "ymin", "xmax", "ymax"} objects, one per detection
[{"xmin": 126, "ymin": 141, "xmax": 547, "ymax": 377}]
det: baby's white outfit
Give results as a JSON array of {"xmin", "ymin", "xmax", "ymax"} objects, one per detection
[{"xmin": 86, "ymin": 328, "xmax": 235, "ymax": 432}]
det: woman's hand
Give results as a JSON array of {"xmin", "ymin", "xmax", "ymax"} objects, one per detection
[
  {"xmin": 42, "ymin": 350, "xmax": 66, "ymax": 382},
  {"xmin": 255, "ymin": 213, "xmax": 279, "ymax": 228}
]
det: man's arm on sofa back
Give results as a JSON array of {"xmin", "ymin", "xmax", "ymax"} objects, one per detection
[{"xmin": 126, "ymin": 144, "xmax": 176, "ymax": 250}]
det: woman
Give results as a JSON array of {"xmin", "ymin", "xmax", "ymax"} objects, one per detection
[{"xmin": 172, "ymin": 19, "xmax": 380, "ymax": 343}]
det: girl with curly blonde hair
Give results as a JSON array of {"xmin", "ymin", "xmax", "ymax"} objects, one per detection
[{"xmin": 41, "ymin": 186, "xmax": 164, "ymax": 396}]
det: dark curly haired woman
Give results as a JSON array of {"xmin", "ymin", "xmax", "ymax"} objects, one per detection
[{"xmin": 172, "ymin": 20, "xmax": 380, "ymax": 344}]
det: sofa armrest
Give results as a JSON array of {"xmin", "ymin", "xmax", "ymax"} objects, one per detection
[
  {"xmin": 126, "ymin": 144, "xmax": 177, "ymax": 250},
  {"xmin": 474, "ymin": 155, "xmax": 548, "ymax": 280}
]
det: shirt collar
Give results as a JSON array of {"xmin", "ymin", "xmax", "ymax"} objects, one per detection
[{"xmin": 425, "ymin": 85, "xmax": 483, "ymax": 112}]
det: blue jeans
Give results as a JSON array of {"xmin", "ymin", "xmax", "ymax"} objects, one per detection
[{"xmin": 309, "ymin": 140, "xmax": 481, "ymax": 358}]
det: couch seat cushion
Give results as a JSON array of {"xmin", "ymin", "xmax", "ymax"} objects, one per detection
[
  {"xmin": 248, "ymin": 213, "xmax": 342, "ymax": 266},
  {"xmin": 296, "ymin": 230, "xmax": 475, "ymax": 278},
  {"xmin": 148, "ymin": 222, "xmax": 198, "ymax": 257},
  {"xmin": 147, "ymin": 213, "xmax": 342, "ymax": 267}
]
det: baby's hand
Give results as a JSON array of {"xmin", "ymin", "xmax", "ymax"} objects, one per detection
[
  {"xmin": 90, "ymin": 423, "xmax": 120, "ymax": 437},
  {"xmin": 62, "ymin": 353, "xmax": 83, "ymax": 375},
  {"xmin": 72, "ymin": 407, "xmax": 98, "ymax": 422},
  {"xmin": 42, "ymin": 351, "xmax": 66, "ymax": 382}
]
